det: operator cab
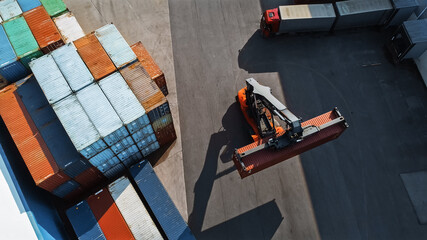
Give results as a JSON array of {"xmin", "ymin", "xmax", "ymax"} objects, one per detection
[{"xmin": 260, "ymin": 8, "xmax": 280, "ymax": 37}]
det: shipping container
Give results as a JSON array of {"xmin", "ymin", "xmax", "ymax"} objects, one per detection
[
  {"xmin": 122, "ymin": 152, "xmax": 143, "ymax": 168},
  {"xmin": 130, "ymin": 161, "xmax": 195, "ymax": 240},
  {"xmin": 120, "ymin": 62, "xmax": 166, "ymax": 112},
  {"xmin": 17, "ymin": 76, "xmax": 90, "ymax": 178},
  {"xmin": 3, "ymin": 16, "xmax": 43, "ymax": 69},
  {"xmin": 52, "ymin": 94, "xmax": 106, "ymax": 159},
  {"xmin": 95, "ymin": 24, "xmax": 137, "ymax": 69},
  {"xmin": 104, "ymin": 162, "xmax": 125, "ymax": 179},
  {"xmin": 0, "ymin": 84, "xmax": 71, "ymax": 192},
  {"xmin": 335, "ymin": 0, "xmax": 394, "ymax": 29},
  {"xmin": 140, "ymin": 142, "xmax": 160, "ymax": 157},
  {"xmin": 111, "ymin": 136, "xmax": 135, "ymax": 154},
  {"xmin": 52, "ymin": 179, "xmax": 79, "ymax": 198},
  {"xmin": 17, "ymin": 0, "xmax": 41, "ymax": 12},
  {"xmin": 108, "ymin": 176, "xmax": 163, "ymax": 240},
  {"xmin": 23, "ymin": 6, "xmax": 64, "ymax": 53},
  {"xmin": 125, "ymin": 114, "xmax": 151, "ymax": 134},
  {"xmin": 135, "ymin": 134, "xmax": 157, "ymax": 150},
  {"xmin": 0, "ymin": 25, "xmax": 29, "ymax": 83},
  {"xmin": 131, "ymin": 42, "xmax": 168, "ymax": 96},
  {"xmin": 29, "ymin": 54, "xmax": 72, "ymax": 104},
  {"xmin": 99, "ymin": 72, "xmax": 146, "ymax": 127},
  {"xmin": 155, "ymin": 123, "xmax": 177, "ymax": 146},
  {"xmin": 387, "ymin": 0, "xmax": 419, "ymax": 26},
  {"xmin": 74, "ymin": 33, "xmax": 116, "ymax": 81},
  {"xmin": 51, "ymin": 43, "xmax": 94, "ymax": 91},
  {"xmin": 132, "ymin": 125, "xmax": 155, "ymax": 143},
  {"xmin": 0, "ymin": 0, "xmax": 22, "ymax": 21},
  {"xmin": 66, "ymin": 200, "xmax": 107, "ymax": 240},
  {"xmin": 74, "ymin": 166, "xmax": 106, "ymax": 188},
  {"xmin": 147, "ymin": 99, "xmax": 170, "ymax": 123},
  {"xmin": 278, "ymin": 4, "xmax": 336, "ymax": 33},
  {"xmin": 76, "ymin": 83, "xmax": 128, "ymax": 146},
  {"xmin": 87, "ymin": 188, "xmax": 135, "ymax": 239},
  {"xmin": 387, "ymin": 19, "xmax": 427, "ymax": 61},
  {"xmin": 117, "ymin": 144, "xmax": 139, "ymax": 163},
  {"xmin": 152, "ymin": 114, "xmax": 173, "ymax": 132},
  {"xmin": 53, "ymin": 11, "xmax": 85, "ymax": 43},
  {"xmin": 88, "ymin": 148, "xmax": 115, "ymax": 173},
  {"xmin": 39, "ymin": 0, "xmax": 66, "ymax": 17}
]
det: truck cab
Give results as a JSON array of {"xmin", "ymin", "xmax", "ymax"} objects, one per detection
[{"xmin": 260, "ymin": 8, "xmax": 280, "ymax": 37}]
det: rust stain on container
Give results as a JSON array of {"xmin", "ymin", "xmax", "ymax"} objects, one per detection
[
  {"xmin": 131, "ymin": 42, "xmax": 168, "ymax": 96},
  {"xmin": 87, "ymin": 188, "xmax": 135, "ymax": 240},
  {"xmin": 233, "ymin": 110, "xmax": 348, "ymax": 178},
  {"xmin": 74, "ymin": 33, "xmax": 116, "ymax": 81},
  {"xmin": 0, "ymin": 85, "xmax": 70, "ymax": 191},
  {"xmin": 23, "ymin": 6, "xmax": 64, "ymax": 54},
  {"xmin": 120, "ymin": 62, "xmax": 165, "ymax": 112}
]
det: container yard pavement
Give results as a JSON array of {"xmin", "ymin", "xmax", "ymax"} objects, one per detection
[{"xmin": 63, "ymin": 0, "xmax": 188, "ymax": 220}]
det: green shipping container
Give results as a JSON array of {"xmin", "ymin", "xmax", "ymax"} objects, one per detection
[
  {"xmin": 39, "ymin": 0, "xmax": 67, "ymax": 17},
  {"xmin": 3, "ymin": 17, "xmax": 41, "ymax": 67},
  {"xmin": 20, "ymin": 50, "xmax": 43, "ymax": 69}
]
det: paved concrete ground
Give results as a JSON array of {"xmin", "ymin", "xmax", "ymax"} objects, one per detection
[
  {"xmin": 63, "ymin": 0, "xmax": 188, "ymax": 220},
  {"xmin": 169, "ymin": 0, "xmax": 427, "ymax": 240}
]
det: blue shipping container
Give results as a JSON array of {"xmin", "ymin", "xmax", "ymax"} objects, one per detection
[
  {"xmin": 0, "ymin": 119, "xmax": 68, "ymax": 240},
  {"xmin": 0, "ymin": 25, "xmax": 29, "ymax": 82},
  {"xmin": 17, "ymin": 0, "xmax": 41, "ymax": 12},
  {"xmin": 66, "ymin": 200, "xmax": 107, "ymax": 240},
  {"xmin": 104, "ymin": 162, "xmax": 125, "ymax": 180},
  {"xmin": 52, "ymin": 180, "xmax": 79, "ymax": 198},
  {"xmin": 130, "ymin": 160, "xmax": 196, "ymax": 240},
  {"xmin": 16, "ymin": 76, "xmax": 89, "ymax": 178}
]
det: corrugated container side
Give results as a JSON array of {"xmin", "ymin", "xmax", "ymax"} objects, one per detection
[
  {"xmin": 29, "ymin": 54, "xmax": 72, "ymax": 104},
  {"xmin": 117, "ymin": 145, "xmax": 139, "ymax": 162},
  {"xmin": 52, "ymin": 179, "xmax": 79, "ymax": 198},
  {"xmin": 127, "ymin": 114, "xmax": 150, "ymax": 134},
  {"xmin": 123, "ymin": 152, "xmax": 143, "ymax": 168},
  {"xmin": 52, "ymin": 43, "xmax": 94, "ymax": 91},
  {"xmin": 95, "ymin": 24, "xmax": 137, "ymax": 69},
  {"xmin": 87, "ymin": 188, "xmax": 135, "ymax": 239},
  {"xmin": 111, "ymin": 136, "xmax": 135, "ymax": 154},
  {"xmin": 130, "ymin": 161, "xmax": 195, "ymax": 240},
  {"xmin": 108, "ymin": 176, "xmax": 163, "ymax": 239},
  {"xmin": 74, "ymin": 33, "xmax": 116, "ymax": 81},
  {"xmin": 99, "ymin": 72, "xmax": 145, "ymax": 124},
  {"xmin": 74, "ymin": 166, "xmax": 106, "ymax": 188},
  {"xmin": 335, "ymin": 0, "xmax": 394, "ymax": 28},
  {"xmin": 131, "ymin": 42, "xmax": 168, "ymax": 96},
  {"xmin": 52, "ymin": 94, "xmax": 102, "ymax": 154},
  {"xmin": 155, "ymin": 123, "xmax": 177, "ymax": 146},
  {"xmin": 88, "ymin": 148, "xmax": 115, "ymax": 173},
  {"xmin": 39, "ymin": 0, "xmax": 66, "ymax": 17},
  {"xmin": 0, "ymin": 0, "xmax": 22, "ymax": 21},
  {"xmin": 132, "ymin": 125, "xmax": 155, "ymax": 143},
  {"xmin": 23, "ymin": 6, "xmax": 64, "ymax": 53},
  {"xmin": 104, "ymin": 162, "xmax": 125, "ymax": 180},
  {"xmin": 3, "ymin": 16, "xmax": 40, "ymax": 58},
  {"xmin": 0, "ymin": 25, "xmax": 29, "ymax": 83},
  {"xmin": 147, "ymin": 99, "xmax": 170, "ymax": 123},
  {"xmin": 140, "ymin": 142, "xmax": 160, "ymax": 157},
  {"xmin": 16, "ymin": 76, "xmax": 86, "ymax": 178},
  {"xmin": 66, "ymin": 200, "xmax": 107, "ymax": 240},
  {"xmin": 17, "ymin": 0, "xmax": 41, "ymax": 12},
  {"xmin": 0, "ymin": 85, "xmax": 70, "ymax": 191},
  {"xmin": 53, "ymin": 11, "xmax": 85, "ymax": 43},
  {"xmin": 136, "ymin": 134, "xmax": 157, "ymax": 152},
  {"xmin": 76, "ymin": 83, "xmax": 124, "ymax": 140},
  {"xmin": 151, "ymin": 114, "xmax": 173, "ymax": 132},
  {"xmin": 120, "ymin": 62, "xmax": 166, "ymax": 112}
]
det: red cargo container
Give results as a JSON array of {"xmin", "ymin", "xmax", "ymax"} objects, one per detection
[
  {"xmin": 233, "ymin": 109, "xmax": 348, "ymax": 178},
  {"xmin": 23, "ymin": 6, "xmax": 64, "ymax": 54},
  {"xmin": 87, "ymin": 188, "xmax": 135, "ymax": 240},
  {"xmin": 74, "ymin": 167, "xmax": 106, "ymax": 188},
  {"xmin": 155, "ymin": 123, "xmax": 177, "ymax": 146},
  {"xmin": 74, "ymin": 33, "xmax": 116, "ymax": 81},
  {"xmin": 0, "ymin": 85, "xmax": 70, "ymax": 191},
  {"xmin": 119, "ymin": 62, "xmax": 165, "ymax": 112},
  {"xmin": 131, "ymin": 41, "xmax": 168, "ymax": 96}
]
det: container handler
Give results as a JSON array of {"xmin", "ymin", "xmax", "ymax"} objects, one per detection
[{"xmin": 233, "ymin": 78, "xmax": 348, "ymax": 178}]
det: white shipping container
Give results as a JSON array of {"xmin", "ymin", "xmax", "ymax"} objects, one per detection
[
  {"xmin": 108, "ymin": 177, "xmax": 163, "ymax": 240},
  {"xmin": 76, "ymin": 83, "xmax": 124, "ymax": 138},
  {"xmin": 0, "ymin": 0, "xmax": 22, "ymax": 21},
  {"xmin": 52, "ymin": 95, "xmax": 102, "ymax": 153},
  {"xmin": 51, "ymin": 43, "xmax": 94, "ymax": 92},
  {"xmin": 99, "ymin": 72, "xmax": 146, "ymax": 125},
  {"xmin": 95, "ymin": 24, "xmax": 137, "ymax": 68},
  {"xmin": 335, "ymin": 0, "xmax": 393, "ymax": 28},
  {"xmin": 53, "ymin": 12, "xmax": 85, "ymax": 43},
  {"xmin": 29, "ymin": 54, "xmax": 72, "ymax": 104}
]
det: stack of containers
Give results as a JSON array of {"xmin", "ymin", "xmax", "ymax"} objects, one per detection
[
  {"xmin": 23, "ymin": 5, "xmax": 64, "ymax": 53},
  {"xmin": 131, "ymin": 41, "xmax": 168, "ymax": 96},
  {"xmin": 66, "ymin": 176, "xmax": 164, "ymax": 239},
  {"xmin": 130, "ymin": 161, "xmax": 195, "ymax": 240}
]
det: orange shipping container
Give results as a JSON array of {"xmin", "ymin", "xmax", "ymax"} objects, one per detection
[
  {"xmin": 23, "ymin": 6, "xmax": 64, "ymax": 54},
  {"xmin": 87, "ymin": 188, "xmax": 135, "ymax": 240},
  {"xmin": 120, "ymin": 62, "xmax": 165, "ymax": 112},
  {"xmin": 74, "ymin": 33, "xmax": 116, "ymax": 81},
  {"xmin": 0, "ymin": 85, "xmax": 69, "ymax": 191},
  {"xmin": 131, "ymin": 42, "xmax": 168, "ymax": 96}
]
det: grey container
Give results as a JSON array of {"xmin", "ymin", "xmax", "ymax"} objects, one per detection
[
  {"xmin": 335, "ymin": 0, "xmax": 394, "ymax": 29},
  {"xmin": 76, "ymin": 83, "xmax": 128, "ymax": 146},
  {"xmin": 387, "ymin": 0, "xmax": 420, "ymax": 26},
  {"xmin": 388, "ymin": 19, "xmax": 427, "ymax": 60},
  {"xmin": 52, "ymin": 94, "xmax": 107, "ymax": 159},
  {"xmin": 278, "ymin": 4, "xmax": 336, "ymax": 33}
]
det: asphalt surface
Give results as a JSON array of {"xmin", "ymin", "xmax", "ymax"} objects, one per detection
[{"xmin": 169, "ymin": 0, "xmax": 427, "ymax": 240}]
